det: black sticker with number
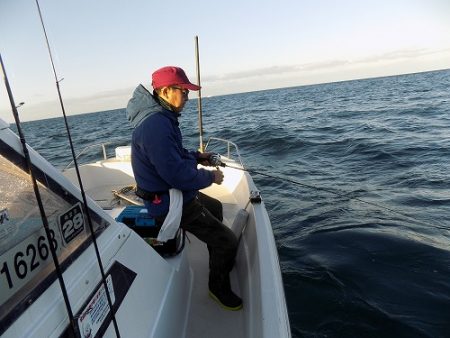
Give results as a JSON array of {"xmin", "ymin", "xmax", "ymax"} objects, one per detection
[{"xmin": 59, "ymin": 203, "xmax": 85, "ymax": 245}]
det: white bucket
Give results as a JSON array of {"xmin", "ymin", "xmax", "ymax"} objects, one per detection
[{"xmin": 115, "ymin": 146, "xmax": 131, "ymax": 161}]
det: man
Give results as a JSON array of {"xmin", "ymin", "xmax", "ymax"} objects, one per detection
[{"xmin": 126, "ymin": 66, "xmax": 242, "ymax": 311}]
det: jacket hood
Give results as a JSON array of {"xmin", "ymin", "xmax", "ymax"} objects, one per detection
[{"xmin": 126, "ymin": 85, "xmax": 166, "ymax": 128}]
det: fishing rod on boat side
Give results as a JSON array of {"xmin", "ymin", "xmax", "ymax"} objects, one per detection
[
  {"xmin": 195, "ymin": 36, "xmax": 205, "ymax": 152},
  {"xmin": 209, "ymin": 155, "xmax": 447, "ymax": 231},
  {"xmin": 35, "ymin": 1, "xmax": 121, "ymax": 336},
  {"xmin": 0, "ymin": 53, "xmax": 77, "ymax": 335}
]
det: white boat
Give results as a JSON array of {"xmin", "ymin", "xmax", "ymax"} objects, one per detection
[{"xmin": 0, "ymin": 117, "xmax": 291, "ymax": 337}]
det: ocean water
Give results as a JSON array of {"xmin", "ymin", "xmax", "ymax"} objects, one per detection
[{"xmin": 17, "ymin": 69, "xmax": 450, "ymax": 337}]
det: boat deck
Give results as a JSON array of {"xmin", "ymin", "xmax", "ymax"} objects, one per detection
[
  {"xmin": 102, "ymin": 182, "xmax": 247, "ymax": 337},
  {"xmin": 178, "ymin": 184, "xmax": 247, "ymax": 337},
  {"xmin": 185, "ymin": 232, "xmax": 244, "ymax": 338}
]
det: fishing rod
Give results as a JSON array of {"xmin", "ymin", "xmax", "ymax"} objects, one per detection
[
  {"xmin": 195, "ymin": 35, "xmax": 204, "ymax": 152},
  {"xmin": 0, "ymin": 53, "xmax": 77, "ymax": 335},
  {"xmin": 209, "ymin": 155, "xmax": 448, "ymax": 231},
  {"xmin": 34, "ymin": 1, "xmax": 121, "ymax": 336}
]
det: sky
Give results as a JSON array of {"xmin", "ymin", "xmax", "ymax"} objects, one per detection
[{"xmin": 0, "ymin": 0, "xmax": 449, "ymax": 122}]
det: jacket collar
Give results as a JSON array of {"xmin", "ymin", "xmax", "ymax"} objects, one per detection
[{"xmin": 126, "ymin": 84, "xmax": 179, "ymax": 128}]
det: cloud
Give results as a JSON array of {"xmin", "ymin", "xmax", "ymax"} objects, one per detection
[
  {"xmin": 1, "ymin": 86, "xmax": 135, "ymax": 122},
  {"xmin": 203, "ymin": 60, "xmax": 352, "ymax": 82},
  {"xmin": 203, "ymin": 48, "xmax": 450, "ymax": 83},
  {"xmin": 358, "ymin": 47, "xmax": 450, "ymax": 64},
  {"xmin": 80, "ymin": 86, "xmax": 136, "ymax": 101},
  {"xmin": 204, "ymin": 65, "xmax": 300, "ymax": 81}
]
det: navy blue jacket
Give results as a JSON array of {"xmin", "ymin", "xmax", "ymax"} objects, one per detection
[{"xmin": 126, "ymin": 85, "xmax": 214, "ymax": 216}]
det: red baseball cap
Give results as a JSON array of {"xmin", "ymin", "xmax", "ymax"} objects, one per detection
[{"xmin": 151, "ymin": 66, "xmax": 201, "ymax": 91}]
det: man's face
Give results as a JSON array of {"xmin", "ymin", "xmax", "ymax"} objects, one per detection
[{"xmin": 165, "ymin": 86, "xmax": 189, "ymax": 113}]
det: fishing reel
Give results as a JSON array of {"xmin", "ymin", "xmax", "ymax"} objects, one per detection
[{"xmin": 209, "ymin": 153, "xmax": 225, "ymax": 167}]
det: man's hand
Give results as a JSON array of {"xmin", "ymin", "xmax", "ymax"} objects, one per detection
[
  {"xmin": 197, "ymin": 152, "xmax": 214, "ymax": 166},
  {"xmin": 213, "ymin": 169, "xmax": 224, "ymax": 185}
]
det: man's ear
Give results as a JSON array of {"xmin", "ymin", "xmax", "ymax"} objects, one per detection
[{"xmin": 160, "ymin": 87, "xmax": 170, "ymax": 98}]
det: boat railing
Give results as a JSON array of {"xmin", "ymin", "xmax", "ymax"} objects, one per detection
[
  {"xmin": 64, "ymin": 137, "xmax": 244, "ymax": 170},
  {"xmin": 204, "ymin": 137, "xmax": 244, "ymax": 168},
  {"xmin": 63, "ymin": 142, "xmax": 110, "ymax": 170}
]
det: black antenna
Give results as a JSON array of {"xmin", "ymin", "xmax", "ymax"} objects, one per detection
[
  {"xmin": 34, "ymin": 1, "xmax": 121, "ymax": 336},
  {"xmin": 0, "ymin": 52, "xmax": 77, "ymax": 335}
]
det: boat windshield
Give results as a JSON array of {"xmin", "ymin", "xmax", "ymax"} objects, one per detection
[{"xmin": 0, "ymin": 143, "xmax": 109, "ymax": 331}]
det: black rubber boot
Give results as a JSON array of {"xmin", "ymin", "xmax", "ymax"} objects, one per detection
[{"xmin": 209, "ymin": 274, "xmax": 243, "ymax": 311}]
